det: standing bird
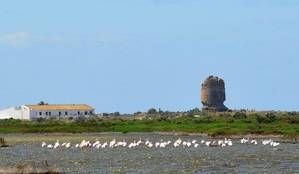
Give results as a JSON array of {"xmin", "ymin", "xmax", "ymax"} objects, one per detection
[
  {"xmin": 41, "ymin": 142, "xmax": 47, "ymax": 148},
  {"xmin": 54, "ymin": 140, "xmax": 60, "ymax": 149},
  {"xmin": 65, "ymin": 143, "xmax": 71, "ymax": 148},
  {"xmin": 47, "ymin": 144, "xmax": 53, "ymax": 149},
  {"xmin": 109, "ymin": 139, "xmax": 116, "ymax": 148}
]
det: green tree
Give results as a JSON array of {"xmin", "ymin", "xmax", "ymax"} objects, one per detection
[{"xmin": 147, "ymin": 108, "xmax": 157, "ymax": 114}]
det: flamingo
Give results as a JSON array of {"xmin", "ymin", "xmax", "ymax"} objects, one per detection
[
  {"xmin": 251, "ymin": 140, "xmax": 258, "ymax": 145},
  {"xmin": 41, "ymin": 142, "xmax": 47, "ymax": 148},
  {"xmin": 173, "ymin": 142, "xmax": 180, "ymax": 148},
  {"xmin": 93, "ymin": 141, "xmax": 100, "ymax": 147},
  {"xmin": 65, "ymin": 143, "xmax": 71, "ymax": 148},
  {"xmin": 109, "ymin": 139, "xmax": 116, "ymax": 148},
  {"xmin": 205, "ymin": 141, "xmax": 211, "ymax": 147},
  {"xmin": 54, "ymin": 140, "xmax": 60, "ymax": 149},
  {"xmin": 148, "ymin": 143, "xmax": 153, "ymax": 148},
  {"xmin": 227, "ymin": 140, "xmax": 233, "ymax": 146},
  {"xmin": 47, "ymin": 144, "xmax": 53, "ymax": 149},
  {"xmin": 101, "ymin": 142, "xmax": 108, "ymax": 148}
]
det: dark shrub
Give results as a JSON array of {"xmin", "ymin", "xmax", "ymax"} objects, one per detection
[
  {"xmin": 68, "ymin": 117, "xmax": 74, "ymax": 120},
  {"xmin": 265, "ymin": 113, "xmax": 277, "ymax": 122},
  {"xmin": 233, "ymin": 112, "xmax": 247, "ymax": 119},
  {"xmin": 227, "ymin": 119, "xmax": 234, "ymax": 123},
  {"xmin": 36, "ymin": 117, "xmax": 46, "ymax": 123},
  {"xmin": 256, "ymin": 113, "xmax": 276, "ymax": 123},
  {"xmin": 111, "ymin": 112, "xmax": 120, "ymax": 116},
  {"xmin": 147, "ymin": 108, "xmax": 157, "ymax": 114},
  {"xmin": 187, "ymin": 108, "xmax": 201, "ymax": 115},
  {"xmin": 256, "ymin": 115, "xmax": 267, "ymax": 123},
  {"xmin": 285, "ymin": 116, "xmax": 299, "ymax": 124},
  {"xmin": 243, "ymin": 119, "xmax": 252, "ymax": 123},
  {"xmin": 134, "ymin": 111, "xmax": 142, "ymax": 115},
  {"xmin": 75, "ymin": 116, "xmax": 87, "ymax": 123}
]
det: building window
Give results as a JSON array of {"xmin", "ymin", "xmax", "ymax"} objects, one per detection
[
  {"xmin": 65, "ymin": 112, "xmax": 68, "ymax": 115},
  {"xmin": 89, "ymin": 111, "xmax": 93, "ymax": 115},
  {"xmin": 49, "ymin": 112, "xmax": 51, "ymax": 116},
  {"xmin": 45, "ymin": 112, "xmax": 48, "ymax": 116},
  {"xmin": 39, "ymin": 112, "xmax": 42, "ymax": 116},
  {"xmin": 59, "ymin": 112, "xmax": 61, "ymax": 116},
  {"xmin": 78, "ymin": 111, "xmax": 80, "ymax": 115},
  {"xmin": 85, "ymin": 111, "xmax": 88, "ymax": 115}
]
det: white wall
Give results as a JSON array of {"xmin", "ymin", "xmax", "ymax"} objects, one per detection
[
  {"xmin": 0, "ymin": 106, "xmax": 30, "ymax": 120},
  {"xmin": 29, "ymin": 109, "xmax": 94, "ymax": 119},
  {"xmin": 0, "ymin": 105, "xmax": 95, "ymax": 120}
]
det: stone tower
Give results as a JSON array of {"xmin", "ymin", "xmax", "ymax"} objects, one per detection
[{"xmin": 201, "ymin": 76, "xmax": 228, "ymax": 112}]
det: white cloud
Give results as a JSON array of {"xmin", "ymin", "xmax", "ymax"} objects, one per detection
[
  {"xmin": 0, "ymin": 32, "xmax": 67, "ymax": 47},
  {"xmin": 0, "ymin": 32, "xmax": 125, "ymax": 47},
  {"xmin": 0, "ymin": 32, "xmax": 30, "ymax": 47}
]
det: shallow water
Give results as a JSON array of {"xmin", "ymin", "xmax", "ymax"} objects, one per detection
[{"xmin": 0, "ymin": 133, "xmax": 298, "ymax": 173}]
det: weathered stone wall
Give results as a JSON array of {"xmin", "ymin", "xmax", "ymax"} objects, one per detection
[{"xmin": 201, "ymin": 76, "xmax": 228, "ymax": 111}]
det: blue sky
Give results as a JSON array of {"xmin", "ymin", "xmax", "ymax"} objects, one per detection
[{"xmin": 0, "ymin": 0, "xmax": 299, "ymax": 113}]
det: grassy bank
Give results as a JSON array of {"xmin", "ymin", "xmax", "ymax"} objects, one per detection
[{"xmin": 0, "ymin": 112, "xmax": 298, "ymax": 136}]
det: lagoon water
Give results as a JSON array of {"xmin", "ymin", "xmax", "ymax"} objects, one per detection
[{"xmin": 0, "ymin": 133, "xmax": 298, "ymax": 173}]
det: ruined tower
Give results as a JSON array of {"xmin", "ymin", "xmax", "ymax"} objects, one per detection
[{"xmin": 201, "ymin": 76, "xmax": 228, "ymax": 112}]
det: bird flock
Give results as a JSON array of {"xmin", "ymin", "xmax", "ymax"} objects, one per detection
[{"xmin": 41, "ymin": 137, "xmax": 280, "ymax": 149}]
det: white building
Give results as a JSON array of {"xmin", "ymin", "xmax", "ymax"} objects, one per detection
[{"xmin": 0, "ymin": 104, "xmax": 95, "ymax": 120}]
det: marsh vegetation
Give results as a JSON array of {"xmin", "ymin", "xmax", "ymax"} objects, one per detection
[{"xmin": 0, "ymin": 111, "xmax": 298, "ymax": 136}]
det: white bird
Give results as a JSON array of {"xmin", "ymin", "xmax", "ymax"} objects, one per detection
[
  {"xmin": 41, "ymin": 142, "xmax": 47, "ymax": 148},
  {"xmin": 194, "ymin": 143, "xmax": 199, "ymax": 148},
  {"xmin": 251, "ymin": 140, "xmax": 258, "ymax": 145},
  {"xmin": 148, "ymin": 143, "xmax": 153, "ymax": 148},
  {"xmin": 262, "ymin": 139, "xmax": 272, "ymax": 145},
  {"xmin": 54, "ymin": 140, "xmax": 60, "ymax": 149},
  {"xmin": 95, "ymin": 144, "xmax": 101, "ymax": 149},
  {"xmin": 160, "ymin": 142, "xmax": 166, "ymax": 148},
  {"xmin": 65, "ymin": 143, "xmax": 71, "ymax": 148},
  {"xmin": 176, "ymin": 138, "xmax": 182, "ymax": 145},
  {"xmin": 122, "ymin": 141, "xmax": 127, "ymax": 147},
  {"xmin": 201, "ymin": 140, "xmax": 205, "ymax": 144},
  {"xmin": 205, "ymin": 141, "xmax": 211, "ymax": 147},
  {"xmin": 47, "ymin": 144, "xmax": 53, "ymax": 149},
  {"xmin": 79, "ymin": 140, "xmax": 87, "ymax": 148},
  {"xmin": 128, "ymin": 142, "xmax": 135, "ymax": 148},
  {"xmin": 101, "ymin": 142, "xmax": 108, "ymax": 148},
  {"xmin": 227, "ymin": 140, "xmax": 233, "ymax": 146},
  {"xmin": 109, "ymin": 139, "xmax": 116, "ymax": 148},
  {"xmin": 93, "ymin": 141, "xmax": 100, "ymax": 147},
  {"xmin": 224, "ymin": 138, "xmax": 229, "ymax": 144},
  {"xmin": 192, "ymin": 140, "xmax": 197, "ymax": 144},
  {"xmin": 137, "ymin": 139, "xmax": 142, "ymax": 145}
]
